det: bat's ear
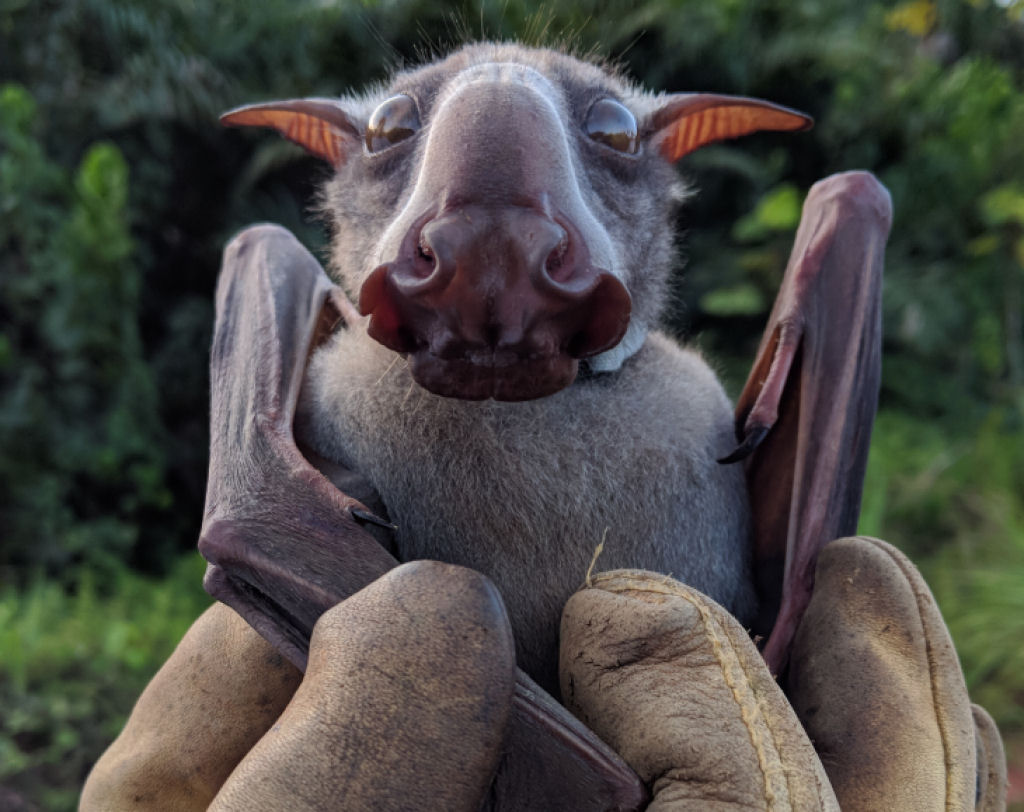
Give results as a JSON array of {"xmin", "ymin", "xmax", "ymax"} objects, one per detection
[
  {"xmin": 646, "ymin": 94, "xmax": 812, "ymax": 162},
  {"xmin": 220, "ymin": 99, "xmax": 361, "ymax": 168}
]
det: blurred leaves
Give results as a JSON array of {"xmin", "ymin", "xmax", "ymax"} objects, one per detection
[
  {"xmin": 700, "ymin": 283, "xmax": 766, "ymax": 317},
  {"xmin": 0, "ymin": 84, "xmax": 172, "ymax": 584},
  {"xmin": 885, "ymin": 0, "xmax": 939, "ymax": 36},
  {"xmin": 731, "ymin": 183, "xmax": 802, "ymax": 242},
  {"xmin": 860, "ymin": 409, "xmax": 1024, "ymax": 732},
  {"xmin": 981, "ymin": 182, "xmax": 1024, "ymax": 227},
  {"xmin": 0, "ymin": 556, "xmax": 209, "ymax": 811}
]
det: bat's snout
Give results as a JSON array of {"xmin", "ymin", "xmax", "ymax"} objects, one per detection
[{"xmin": 358, "ymin": 205, "xmax": 631, "ymax": 401}]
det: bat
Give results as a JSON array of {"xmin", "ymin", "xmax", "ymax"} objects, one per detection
[{"xmin": 197, "ymin": 43, "xmax": 889, "ymax": 808}]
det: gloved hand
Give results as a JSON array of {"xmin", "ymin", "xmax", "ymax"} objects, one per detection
[
  {"xmin": 208, "ymin": 561, "xmax": 518, "ymax": 811},
  {"xmin": 82, "ymin": 537, "xmax": 1007, "ymax": 811},
  {"xmin": 560, "ymin": 535, "xmax": 1007, "ymax": 811},
  {"xmin": 81, "ymin": 561, "xmax": 523, "ymax": 812}
]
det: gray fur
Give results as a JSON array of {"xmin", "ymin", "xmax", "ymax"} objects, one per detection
[{"xmin": 297, "ymin": 43, "xmax": 753, "ymax": 692}]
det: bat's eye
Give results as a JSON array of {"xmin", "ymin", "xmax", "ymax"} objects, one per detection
[
  {"xmin": 366, "ymin": 94, "xmax": 421, "ymax": 153},
  {"xmin": 585, "ymin": 99, "xmax": 639, "ymax": 154}
]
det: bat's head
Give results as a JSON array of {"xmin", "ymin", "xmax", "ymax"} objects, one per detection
[{"xmin": 221, "ymin": 44, "xmax": 810, "ymax": 401}]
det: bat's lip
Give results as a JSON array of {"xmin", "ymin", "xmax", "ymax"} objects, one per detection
[
  {"xmin": 407, "ymin": 350, "xmax": 579, "ymax": 401},
  {"xmin": 360, "ymin": 247, "xmax": 632, "ymax": 401}
]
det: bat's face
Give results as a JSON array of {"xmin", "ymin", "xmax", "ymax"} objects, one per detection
[
  {"xmin": 332, "ymin": 47, "xmax": 681, "ymax": 402},
  {"xmin": 354, "ymin": 60, "xmax": 637, "ymax": 401},
  {"xmin": 222, "ymin": 44, "xmax": 810, "ymax": 401}
]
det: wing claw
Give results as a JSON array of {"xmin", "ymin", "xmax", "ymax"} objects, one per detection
[
  {"xmin": 350, "ymin": 507, "xmax": 398, "ymax": 531},
  {"xmin": 718, "ymin": 425, "xmax": 770, "ymax": 464}
]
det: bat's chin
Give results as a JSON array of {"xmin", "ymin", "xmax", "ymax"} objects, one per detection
[{"xmin": 407, "ymin": 350, "xmax": 579, "ymax": 401}]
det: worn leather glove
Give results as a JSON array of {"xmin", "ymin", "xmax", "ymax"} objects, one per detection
[
  {"xmin": 82, "ymin": 537, "xmax": 1007, "ymax": 810},
  {"xmin": 560, "ymin": 535, "xmax": 1008, "ymax": 811},
  {"xmin": 209, "ymin": 560, "xmax": 517, "ymax": 811},
  {"xmin": 82, "ymin": 561, "xmax": 521, "ymax": 812}
]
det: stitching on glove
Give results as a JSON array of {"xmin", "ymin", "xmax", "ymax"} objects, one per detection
[
  {"xmin": 858, "ymin": 537, "xmax": 957, "ymax": 810},
  {"xmin": 719, "ymin": 615, "xmax": 819, "ymax": 809},
  {"xmin": 593, "ymin": 574, "xmax": 783, "ymax": 809}
]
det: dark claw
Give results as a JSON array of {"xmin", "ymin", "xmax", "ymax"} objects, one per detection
[
  {"xmin": 717, "ymin": 425, "xmax": 770, "ymax": 464},
  {"xmin": 351, "ymin": 507, "xmax": 398, "ymax": 531}
]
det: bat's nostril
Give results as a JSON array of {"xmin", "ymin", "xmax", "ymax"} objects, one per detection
[
  {"xmin": 415, "ymin": 252, "xmax": 435, "ymax": 277},
  {"xmin": 415, "ymin": 237, "xmax": 436, "ymax": 278},
  {"xmin": 483, "ymin": 322, "xmax": 502, "ymax": 348},
  {"xmin": 544, "ymin": 235, "xmax": 570, "ymax": 282}
]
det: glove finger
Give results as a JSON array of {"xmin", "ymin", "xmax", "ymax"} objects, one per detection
[
  {"xmin": 560, "ymin": 569, "xmax": 839, "ymax": 811},
  {"xmin": 210, "ymin": 561, "xmax": 517, "ymax": 812},
  {"xmin": 81, "ymin": 602, "xmax": 302, "ymax": 811},
  {"xmin": 973, "ymin": 704, "xmax": 1008, "ymax": 811},
  {"xmin": 788, "ymin": 536, "xmax": 978, "ymax": 811}
]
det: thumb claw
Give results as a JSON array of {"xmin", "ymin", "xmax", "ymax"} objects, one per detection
[
  {"xmin": 718, "ymin": 424, "xmax": 770, "ymax": 465},
  {"xmin": 350, "ymin": 507, "xmax": 397, "ymax": 531}
]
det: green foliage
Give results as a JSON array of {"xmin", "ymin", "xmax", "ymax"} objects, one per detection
[
  {"xmin": 0, "ymin": 555, "xmax": 210, "ymax": 812},
  {"xmin": 731, "ymin": 183, "xmax": 803, "ymax": 243},
  {"xmin": 981, "ymin": 182, "xmax": 1024, "ymax": 228},
  {"xmin": 928, "ymin": 519, "xmax": 1024, "ymax": 732},
  {"xmin": 860, "ymin": 410, "xmax": 1024, "ymax": 732},
  {"xmin": 700, "ymin": 282, "xmax": 766, "ymax": 317},
  {"xmin": 0, "ymin": 84, "xmax": 174, "ymax": 583}
]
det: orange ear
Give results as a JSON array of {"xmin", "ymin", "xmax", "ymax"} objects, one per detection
[
  {"xmin": 649, "ymin": 94, "xmax": 812, "ymax": 162},
  {"xmin": 220, "ymin": 99, "xmax": 360, "ymax": 168}
]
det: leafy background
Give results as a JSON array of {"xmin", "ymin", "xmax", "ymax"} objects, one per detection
[{"xmin": 1, "ymin": 0, "xmax": 1022, "ymax": 808}]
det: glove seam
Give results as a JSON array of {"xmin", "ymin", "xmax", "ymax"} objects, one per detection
[
  {"xmin": 594, "ymin": 574, "xmax": 785, "ymax": 809},
  {"xmin": 855, "ymin": 536, "xmax": 961, "ymax": 810},
  {"xmin": 669, "ymin": 588, "xmax": 787, "ymax": 811}
]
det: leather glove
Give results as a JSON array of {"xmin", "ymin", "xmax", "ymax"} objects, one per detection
[
  {"xmin": 560, "ymin": 535, "xmax": 1008, "ymax": 811},
  {"xmin": 82, "ymin": 537, "xmax": 1007, "ymax": 810},
  {"xmin": 81, "ymin": 560, "xmax": 524, "ymax": 811},
  {"xmin": 209, "ymin": 560, "xmax": 517, "ymax": 811}
]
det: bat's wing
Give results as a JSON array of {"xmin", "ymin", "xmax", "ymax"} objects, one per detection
[
  {"xmin": 198, "ymin": 224, "xmax": 647, "ymax": 811},
  {"xmin": 198, "ymin": 224, "xmax": 396, "ymax": 667},
  {"xmin": 723, "ymin": 172, "xmax": 893, "ymax": 676}
]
